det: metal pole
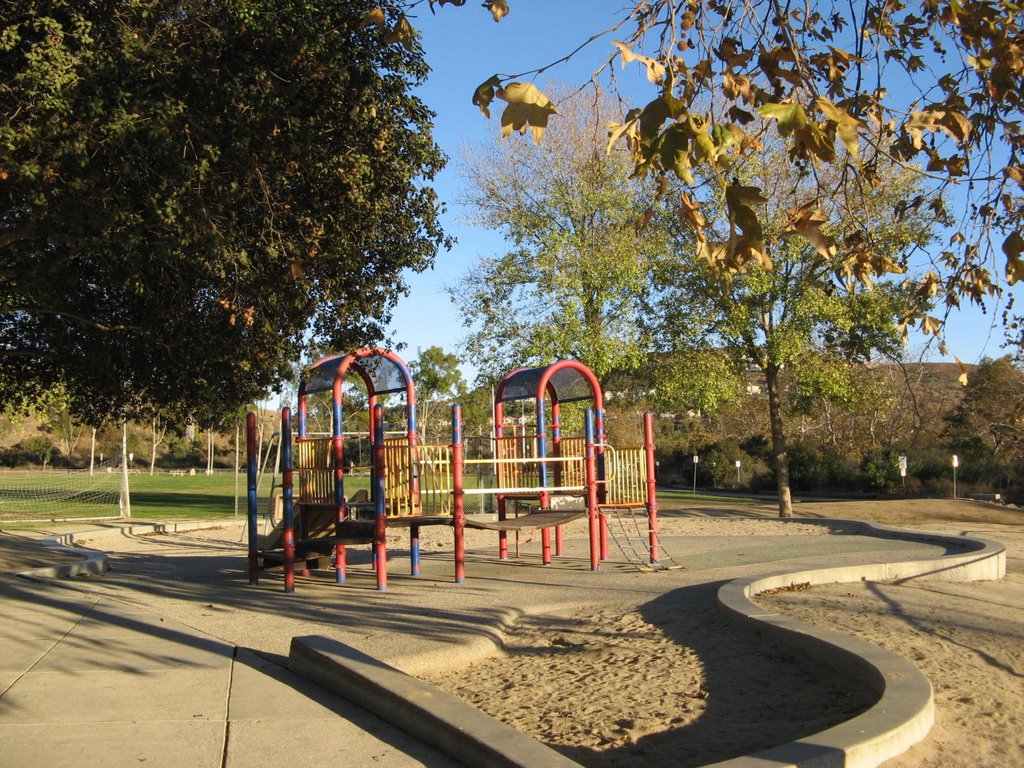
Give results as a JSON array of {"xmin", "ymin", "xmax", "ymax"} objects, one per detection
[
  {"xmin": 246, "ymin": 413, "xmax": 259, "ymax": 584},
  {"xmin": 644, "ymin": 412, "xmax": 658, "ymax": 565},
  {"xmin": 120, "ymin": 420, "xmax": 131, "ymax": 519},
  {"xmin": 373, "ymin": 404, "xmax": 388, "ymax": 591},
  {"xmin": 584, "ymin": 409, "xmax": 600, "ymax": 572},
  {"xmin": 453, "ymin": 404, "xmax": 465, "ymax": 583},
  {"xmin": 281, "ymin": 407, "xmax": 295, "ymax": 593}
]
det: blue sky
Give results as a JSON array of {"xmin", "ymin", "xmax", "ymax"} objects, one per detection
[{"xmin": 384, "ymin": 2, "xmax": 1019, "ymax": 380}]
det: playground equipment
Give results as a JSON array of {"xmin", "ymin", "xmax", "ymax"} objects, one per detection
[{"xmin": 246, "ymin": 349, "xmax": 672, "ymax": 592}]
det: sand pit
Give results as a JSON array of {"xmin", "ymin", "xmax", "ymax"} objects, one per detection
[{"xmin": 2, "ymin": 497, "xmax": 1020, "ymax": 766}]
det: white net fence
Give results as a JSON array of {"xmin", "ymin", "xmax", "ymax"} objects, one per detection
[{"xmin": 0, "ymin": 457, "xmax": 125, "ymax": 522}]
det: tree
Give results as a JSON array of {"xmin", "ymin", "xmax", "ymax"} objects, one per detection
[
  {"xmin": 387, "ymin": 2, "xmax": 1024, "ymax": 341},
  {"xmin": 646, "ymin": 149, "xmax": 942, "ymax": 516},
  {"xmin": 1, "ymin": 1, "xmax": 449, "ymax": 422},
  {"xmin": 452, "ymin": 86, "xmax": 672, "ymax": 382},
  {"xmin": 409, "ymin": 345, "xmax": 465, "ymax": 442},
  {"xmin": 945, "ymin": 356, "xmax": 1024, "ymax": 487}
]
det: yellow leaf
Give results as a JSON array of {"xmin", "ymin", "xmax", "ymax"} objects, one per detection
[
  {"xmin": 757, "ymin": 101, "xmax": 808, "ymax": 137},
  {"xmin": 679, "ymin": 191, "xmax": 707, "ymax": 238},
  {"xmin": 606, "ymin": 118, "xmax": 639, "ymax": 154},
  {"xmin": 496, "ymin": 82, "xmax": 559, "ymax": 144},
  {"xmin": 905, "ymin": 108, "xmax": 972, "ymax": 148},
  {"xmin": 1003, "ymin": 231, "xmax": 1024, "ymax": 283},
  {"xmin": 382, "ymin": 16, "xmax": 416, "ymax": 51},
  {"xmin": 954, "ymin": 357, "xmax": 969, "ymax": 387},
  {"xmin": 786, "ymin": 203, "xmax": 836, "ymax": 258},
  {"xmin": 483, "ymin": 1, "xmax": 509, "ymax": 22},
  {"xmin": 472, "ymin": 75, "xmax": 501, "ymax": 118},
  {"xmin": 612, "ymin": 40, "xmax": 667, "ymax": 83},
  {"xmin": 360, "ymin": 8, "xmax": 386, "ymax": 29}
]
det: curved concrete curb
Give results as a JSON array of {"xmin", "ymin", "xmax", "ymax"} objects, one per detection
[
  {"xmin": 289, "ymin": 635, "xmax": 583, "ymax": 768},
  {"xmin": 18, "ymin": 521, "xmax": 231, "ymax": 580},
  {"xmin": 710, "ymin": 519, "xmax": 1006, "ymax": 768}
]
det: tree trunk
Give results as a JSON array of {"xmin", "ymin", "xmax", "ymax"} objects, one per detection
[{"xmin": 765, "ymin": 362, "xmax": 794, "ymax": 518}]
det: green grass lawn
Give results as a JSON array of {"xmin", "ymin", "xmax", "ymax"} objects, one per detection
[{"xmin": 126, "ymin": 472, "xmax": 244, "ymax": 519}]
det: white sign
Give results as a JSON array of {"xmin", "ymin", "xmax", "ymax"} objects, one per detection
[
  {"xmin": 899, "ymin": 455, "xmax": 908, "ymax": 477},
  {"xmin": 952, "ymin": 454, "xmax": 959, "ymax": 468},
  {"xmin": 693, "ymin": 455, "xmax": 699, "ymax": 464},
  {"xmin": 735, "ymin": 460, "xmax": 741, "ymax": 468}
]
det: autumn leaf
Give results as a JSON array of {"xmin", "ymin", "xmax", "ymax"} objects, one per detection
[
  {"xmin": 757, "ymin": 101, "xmax": 808, "ymax": 137},
  {"xmin": 359, "ymin": 8, "xmax": 386, "ymax": 29},
  {"xmin": 612, "ymin": 40, "xmax": 667, "ymax": 83},
  {"xmin": 920, "ymin": 315, "xmax": 942, "ymax": 336},
  {"xmin": 814, "ymin": 97, "xmax": 862, "ymax": 156},
  {"xmin": 483, "ymin": 1, "xmax": 509, "ymax": 22},
  {"xmin": 905, "ymin": 108, "xmax": 973, "ymax": 149},
  {"xmin": 496, "ymin": 82, "xmax": 559, "ymax": 143},
  {"xmin": 606, "ymin": 115, "xmax": 641, "ymax": 155},
  {"xmin": 786, "ymin": 203, "xmax": 836, "ymax": 257},
  {"xmin": 955, "ymin": 357, "xmax": 970, "ymax": 386},
  {"xmin": 1003, "ymin": 230, "xmax": 1024, "ymax": 283},
  {"xmin": 472, "ymin": 74, "xmax": 501, "ymax": 118},
  {"xmin": 679, "ymin": 191, "xmax": 707, "ymax": 240},
  {"xmin": 382, "ymin": 16, "xmax": 416, "ymax": 51}
]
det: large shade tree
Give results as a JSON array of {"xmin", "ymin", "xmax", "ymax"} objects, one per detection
[
  {"xmin": 452, "ymin": 86, "xmax": 672, "ymax": 383},
  {"xmin": 1, "ymin": 1, "xmax": 449, "ymax": 423},
  {"xmin": 646, "ymin": 150, "xmax": 943, "ymax": 516}
]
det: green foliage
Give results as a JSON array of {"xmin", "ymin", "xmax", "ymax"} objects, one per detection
[
  {"xmin": 645, "ymin": 145, "xmax": 940, "ymax": 515},
  {"xmin": 862, "ymin": 448, "xmax": 904, "ymax": 494},
  {"xmin": 453, "ymin": 85, "xmax": 672, "ymax": 383},
  {"xmin": 945, "ymin": 356, "xmax": 1024, "ymax": 463},
  {"xmin": 410, "ymin": 346, "xmax": 465, "ymax": 441},
  {"xmin": 16, "ymin": 434, "xmax": 56, "ymax": 467},
  {"xmin": 1, "ymin": 1, "xmax": 449, "ymax": 422}
]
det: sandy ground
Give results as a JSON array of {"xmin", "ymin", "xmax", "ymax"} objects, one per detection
[{"xmin": 2, "ymin": 496, "xmax": 1021, "ymax": 767}]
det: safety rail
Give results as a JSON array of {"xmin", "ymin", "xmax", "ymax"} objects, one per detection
[
  {"xmin": 295, "ymin": 437, "xmax": 644, "ymax": 513},
  {"xmin": 296, "ymin": 437, "xmax": 333, "ymax": 504},
  {"xmin": 602, "ymin": 447, "xmax": 648, "ymax": 506}
]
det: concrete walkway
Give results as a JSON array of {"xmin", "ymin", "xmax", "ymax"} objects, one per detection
[{"xmin": 0, "ymin": 574, "xmax": 457, "ymax": 767}]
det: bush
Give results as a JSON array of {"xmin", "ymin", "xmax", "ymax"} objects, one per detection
[{"xmin": 862, "ymin": 448, "xmax": 903, "ymax": 493}]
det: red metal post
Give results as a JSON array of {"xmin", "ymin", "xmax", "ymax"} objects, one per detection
[
  {"xmin": 372, "ymin": 403, "xmax": 388, "ymax": 591},
  {"xmin": 494, "ymin": 400, "xmax": 508, "ymax": 560},
  {"xmin": 281, "ymin": 407, "xmax": 296, "ymax": 593},
  {"xmin": 644, "ymin": 411, "xmax": 659, "ymax": 564},
  {"xmin": 584, "ymin": 409, "xmax": 600, "ymax": 572},
  {"xmin": 452, "ymin": 404, "xmax": 466, "ymax": 583}
]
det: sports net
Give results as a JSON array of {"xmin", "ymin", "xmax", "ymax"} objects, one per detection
[{"xmin": 0, "ymin": 457, "xmax": 126, "ymax": 522}]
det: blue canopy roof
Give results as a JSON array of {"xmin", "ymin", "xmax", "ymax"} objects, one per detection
[{"xmin": 302, "ymin": 351, "xmax": 410, "ymax": 396}]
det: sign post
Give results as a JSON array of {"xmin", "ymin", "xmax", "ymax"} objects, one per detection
[
  {"xmin": 735, "ymin": 459, "xmax": 741, "ymax": 489},
  {"xmin": 898, "ymin": 454, "xmax": 908, "ymax": 491},
  {"xmin": 952, "ymin": 454, "xmax": 959, "ymax": 499},
  {"xmin": 692, "ymin": 454, "xmax": 699, "ymax": 496}
]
